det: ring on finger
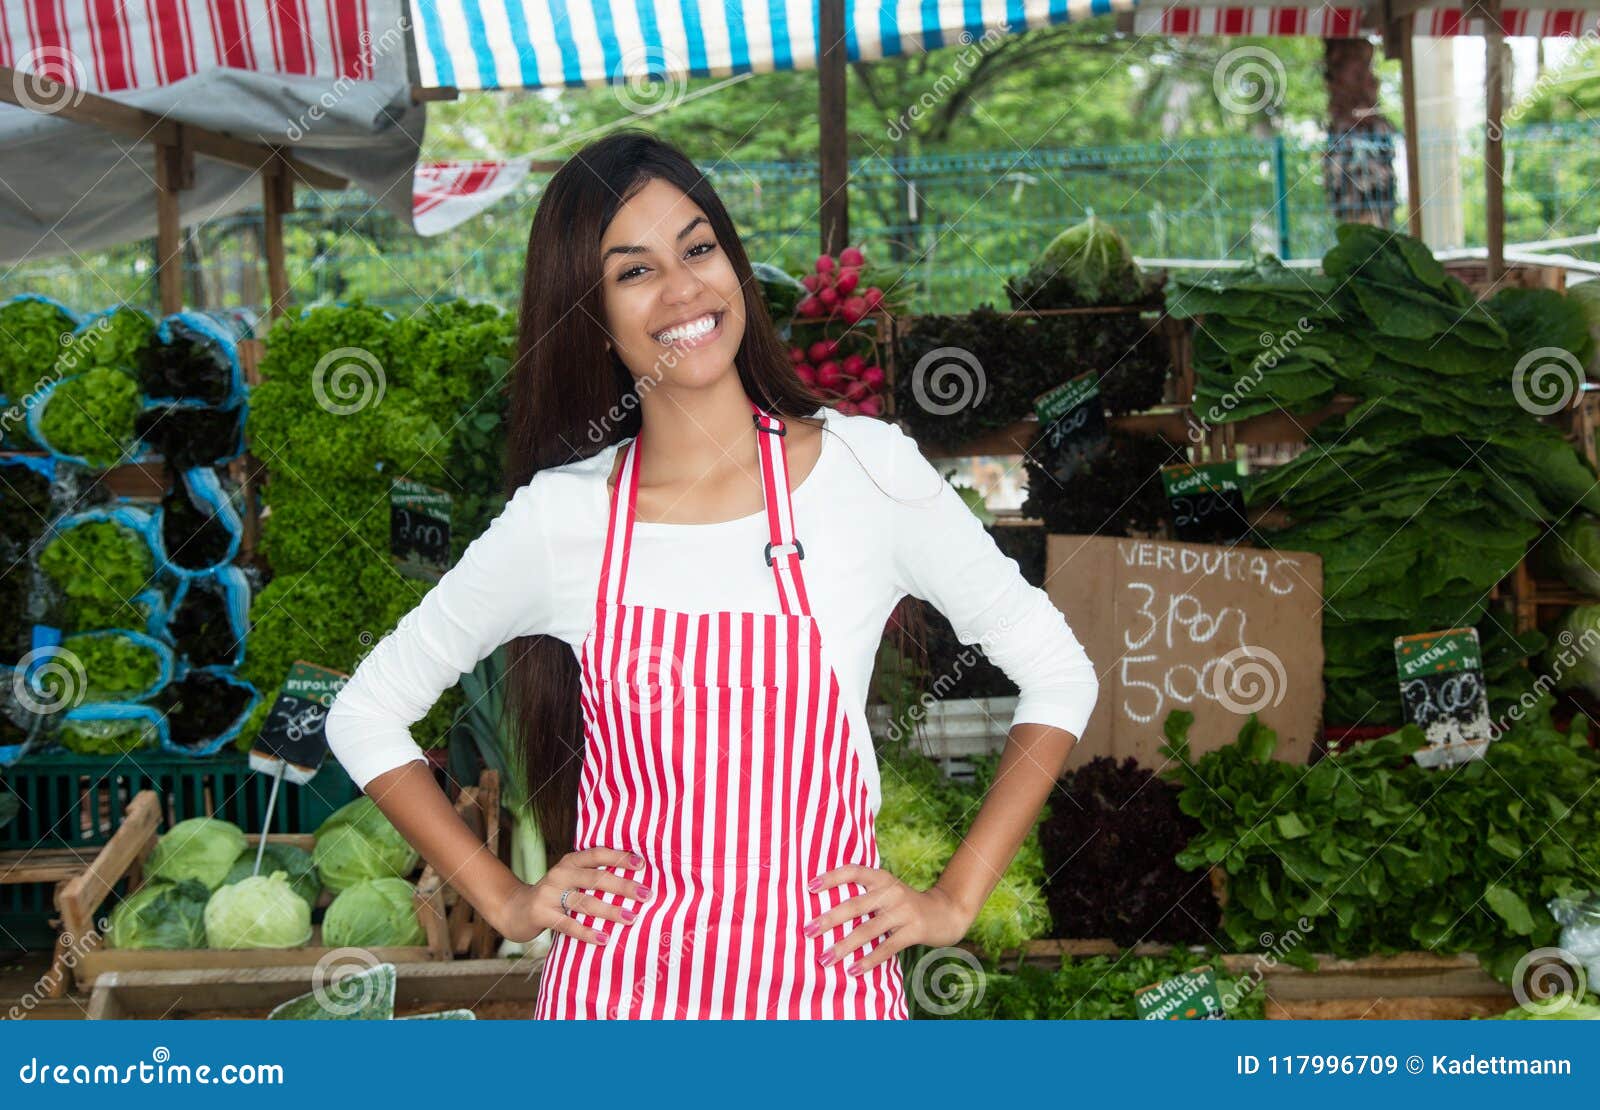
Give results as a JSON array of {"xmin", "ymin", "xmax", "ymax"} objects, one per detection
[{"xmin": 559, "ymin": 888, "xmax": 575, "ymax": 916}]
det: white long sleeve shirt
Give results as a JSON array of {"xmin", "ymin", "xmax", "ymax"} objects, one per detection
[{"xmin": 324, "ymin": 405, "xmax": 1100, "ymax": 814}]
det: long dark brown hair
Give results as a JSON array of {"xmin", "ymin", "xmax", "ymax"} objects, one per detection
[{"xmin": 502, "ymin": 129, "xmax": 928, "ymax": 860}]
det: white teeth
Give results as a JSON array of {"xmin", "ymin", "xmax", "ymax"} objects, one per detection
[{"xmin": 656, "ymin": 313, "xmax": 718, "ymax": 343}]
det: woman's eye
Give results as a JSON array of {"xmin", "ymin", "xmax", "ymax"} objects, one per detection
[{"xmin": 617, "ymin": 242, "xmax": 715, "ymax": 282}]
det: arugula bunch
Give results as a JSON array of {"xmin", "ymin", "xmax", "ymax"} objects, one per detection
[
  {"xmin": 915, "ymin": 946, "xmax": 1265, "ymax": 1020},
  {"xmin": 1161, "ymin": 708, "xmax": 1600, "ymax": 981},
  {"xmin": 1177, "ymin": 224, "xmax": 1599, "ymax": 723},
  {"xmin": 38, "ymin": 520, "xmax": 156, "ymax": 631}
]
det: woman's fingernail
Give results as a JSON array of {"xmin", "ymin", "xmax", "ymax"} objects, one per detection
[
  {"xmin": 635, "ymin": 885, "xmax": 653, "ymax": 900},
  {"xmin": 806, "ymin": 878, "xmax": 822, "ymax": 893},
  {"xmin": 802, "ymin": 920, "xmax": 819, "ymax": 937},
  {"xmin": 594, "ymin": 930, "xmax": 608, "ymax": 944},
  {"xmin": 847, "ymin": 964, "xmax": 863, "ymax": 977},
  {"xmin": 620, "ymin": 908, "xmax": 637, "ymax": 923},
  {"xmin": 627, "ymin": 852, "xmax": 644, "ymax": 867},
  {"xmin": 818, "ymin": 948, "xmax": 833, "ymax": 966}
]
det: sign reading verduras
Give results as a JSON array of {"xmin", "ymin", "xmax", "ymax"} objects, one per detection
[{"xmin": 1044, "ymin": 536, "xmax": 1323, "ymax": 764}]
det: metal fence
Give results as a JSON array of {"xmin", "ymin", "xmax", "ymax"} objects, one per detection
[{"xmin": 10, "ymin": 121, "xmax": 1599, "ymax": 318}]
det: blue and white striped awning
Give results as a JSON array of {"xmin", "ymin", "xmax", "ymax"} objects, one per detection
[{"xmin": 408, "ymin": 0, "xmax": 1136, "ymax": 90}]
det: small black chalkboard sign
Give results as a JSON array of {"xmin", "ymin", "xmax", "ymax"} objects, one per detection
[
  {"xmin": 1162, "ymin": 460, "xmax": 1248, "ymax": 544},
  {"xmin": 1393, "ymin": 628, "xmax": 1492, "ymax": 767},
  {"xmin": 391, "ymin": 478, "xmax": 452, "ymax": 582},
  {"xmin": 1034, "ymin": 372, "xmax": 1109, "ymax": 484},
  {"xmin": 248, "ymin": 660, "xmax": 348, "ymax": 785}
]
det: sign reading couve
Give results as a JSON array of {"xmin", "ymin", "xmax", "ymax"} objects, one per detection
[{"xmin": 1044, "ymin": 535, "xmax": 1324, "ymax": 765}]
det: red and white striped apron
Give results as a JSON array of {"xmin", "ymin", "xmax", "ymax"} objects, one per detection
[{"xmin": 534, "ymin": 400, "xmax": 909, "ymax": 1019}]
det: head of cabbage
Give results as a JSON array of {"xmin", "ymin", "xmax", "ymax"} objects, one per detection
[
  {"xmin": 322, "ymin": 877, "xmax": 426, "ymax": 948},
  {"xmin": 147, "ymin": 817, "xmax": 247, "ymax": 889},
  {"xmin": 108, "ymin": 879, "xmax": 210, "ymax": 949},
  {"xmin": 313, "ymin": 797, "xmax": 419, "ymax": 892},
  {"xmin": 223, "ymin": 842, "xmax": 321, "ymax": 907},
  {"xmin": 204, "ymin": 870, "xmax": 312, "ymax": 949}
]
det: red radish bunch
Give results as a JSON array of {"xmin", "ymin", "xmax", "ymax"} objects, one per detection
[
  {"xmin": 789, "ymin": 335, "xmax": 887, "ymax": 417},
  {"xmin": 797, "ymin": 245, "xmax": 885, "ymax": 325}
]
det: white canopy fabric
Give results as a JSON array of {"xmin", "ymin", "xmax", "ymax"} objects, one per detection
[
  {"xmin": 1131, "ymin": 1, "xmax": 1600, "ymax": 36},
  {"xmin": 0, "ymin": 0, "xmax": 425, "ymax": 265}
]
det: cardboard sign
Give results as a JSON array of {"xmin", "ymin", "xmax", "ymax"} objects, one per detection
[
  {"xmin": 248, "ymin": 660, "xmax": 348, "ymax": 785},
  {"xmin": 1162, "ymin": 460, "xmax": 1248, "ymax": 544},
  {"xmin": 1135, "ymin": 966, "xmax": 1227, "ymax": 1020},
  {"xmin": 1043, "ymin": 535, "xmax": 1323, "ymax": 765},
  {"xmin": 1034, "ymin": 373, "xmax": 1109, "ymax": 484},
  {"xmin": 390, "ymin": 478, "xmax": 452, "ymax": 582},
  {"xmin": 1394, "ymin": 628, "xmax": 1491, "ymax": 768}
]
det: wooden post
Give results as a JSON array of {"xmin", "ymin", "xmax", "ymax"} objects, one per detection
[
  {"xmin": 1483, "ymin": 0, "xmax": 1506, "ymax": 281},
  {"xmin": 262, "ymin": 158, "xmax": 295, "ymax": 320},
  {"xmin": 817, "ymin": 0, "xmax": 849, "ymax": 257},
  {"xmin": 152, "ymin": 133, "xmax": 193, "ymax": 315},
  {"xmin": 1397, "ymin": 13, "xmax": 1423, "ymax": 240}
]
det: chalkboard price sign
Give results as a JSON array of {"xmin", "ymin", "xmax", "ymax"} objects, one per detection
[
  {"xmin": 1033, "ymin": 372, "xmax": 1109, "ymax": 484},
  {"xmin": 250, "ymin": 660, "xmax": 349, "ymax": 783},
  {"xmin": 1134, "ymin": 966, "xmax": 1227, "ymax": 1020},
  {"xmin": 391, "ymin": 478, "xmax": 452, "ymax": 582},
  {"xmin": 1161, "ymin": 460, "xmax": 1248, "ymax": 544},
  {"xmin": 1393, "ymin": 627, "xmax": 1492, "ymax": 767}
]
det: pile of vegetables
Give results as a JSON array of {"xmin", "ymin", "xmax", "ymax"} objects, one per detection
[
  {"xmin": 37, "ymin": 367, "xmax": 142, "ymax": 467},
  {"xmin": 1039, "ymin": 756, "xmax": 1219, "ymax": 945},
  {"xmin": 873, "ymin": 733, "xmax": 1051, "ymax": 955},
  {"xmin": 1161, "ymin": 708, "xmax": 1600, "ymax": 982},
  {"xmin": 107, "ymin": 799, "xmax": 425, "ymax": 951},
  {"xmin": 1021, "ymin": 431, "xmax": 1183, "ymax": 537},
  {"xmin": 1004, "ymin": 214, "xmax": 1159, "ymax": 310},
  {"xmin": 894, "ymin": 304, "xmax": 1171, "ymax": 447},
  {"xmin": 0, "ymin": 462, "xmax": 52, "ymax": 666},
  {"xmin": 0, "ymin": 296, "xmax": 76, "ymax": 412},
  {"xmin": 241, "ymin": 299, "xmax": 516, "ymax": 750},
  {"xmin": 38, "ymin": 519, "xmax": 157, "ymax": 631},
  {"xmin": 60, "ymin": 632, "xmax": 163, "ymax": 703},
  {"xmin": 1175, "ymin": 225, "xmax": 1600, "ymax": 723},
  {"xmin": 914, "ymin": 947, "xmax": 1264, "ymax": 1020}
]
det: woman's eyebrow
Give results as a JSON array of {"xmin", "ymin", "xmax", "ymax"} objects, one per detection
[{"xmin": 602, "ymin": 215, "xmax": 709, "ymax": 263}]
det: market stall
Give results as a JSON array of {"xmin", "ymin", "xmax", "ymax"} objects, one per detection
[{"xmin": 2, "ymin": 0, "xmax": 1599, "ymax": 1023}]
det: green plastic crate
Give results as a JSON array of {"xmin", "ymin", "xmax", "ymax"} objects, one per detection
[{"xmin": 0, "ymin": 750, "xmax": 360, "ymax": 950}]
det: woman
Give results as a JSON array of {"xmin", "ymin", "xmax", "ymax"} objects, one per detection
[{"xmin": 324, "ymin": 130, "xmax": 1099, "ymax": 1020}]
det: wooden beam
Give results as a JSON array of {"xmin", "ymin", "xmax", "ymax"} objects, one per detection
[
  {"xmin": 411, "ymin": 84, "xmax": 460, "ymax": 102},
  {"xmin": 262, "ymin": 162, "xmax": 294, "ymax": 320},
  {"xmin": 817, "ymin": 0, "xmax": 849, "ymax": 257},
  {"xmin": 1383, "ymin": 0, "xmax": 1437, "ymax": 23},
  {"xmin": 153, "ymin": 142, "xmax": 189, "ymax": 314},
  {"xmin": 1482, "ymin": 0, "xmax": 1506, "ymax": 280},
  {"xmin": 0, "ymin": 66, "xmax": 348, "ymax": 190},
  {"xmin": 1397, "ymin": 12, "xmax": 1424, "ymax": 239}
]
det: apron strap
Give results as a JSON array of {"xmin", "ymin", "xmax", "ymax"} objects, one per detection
[
  {"xmin": 597, "ymin": 431, "xmax": 642, "ymax": 609},
  {"xmin": 597, "ymin": 403, "xmax": 812, "ymax": 617},
  {"xmin": 751, "ymin": 401, "xmax": 812, "ymax": 618}
]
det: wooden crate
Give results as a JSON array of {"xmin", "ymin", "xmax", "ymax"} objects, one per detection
[
  {"xmin": 1000, "ymin": 940, "xmax": 1513, "ymax": 1020},
  {"xmin": 57, "ymin": 770, "xmax": 501, "ymax": 989},
  {"xmin": 85, "ymin": 957, "xmax": 547, "ymax": 1020}
]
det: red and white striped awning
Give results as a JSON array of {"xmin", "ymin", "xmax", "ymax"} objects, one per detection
[
  {"xmin": 1134, "ymin": 4, "xmax": 1365, "ymax": 35},
  {"xmin": 0, "ymin": 0, "xmax": 377, "ymax": 92},
  {"xmin": 1132, "ymin": 2, "xmax": 1600, "ymax": 35},
  {"xmin": 0, "ymin": 1, "xmax": 442, "ymax": 262}
]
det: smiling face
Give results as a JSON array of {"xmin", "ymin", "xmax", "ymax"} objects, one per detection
[{"xmin": 598, "ymin": 177, "xmax": 747, "ymax": 392}]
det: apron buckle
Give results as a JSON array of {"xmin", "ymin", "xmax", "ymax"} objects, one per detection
[
  {"xmin": 764, "ymin": 539, "xmax": 805, "ymax": 565},
  {"xmin": 751, "ymin": 412, "xmax": 787, "ymax": 435}
]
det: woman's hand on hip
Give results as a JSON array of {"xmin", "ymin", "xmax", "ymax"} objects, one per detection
[
  {"xmin": 492, "ymin": 847, "xmax": 653, "ymax": 945},
  {"xmin": 804, "ymin": 865, "xmax": 973, "ymax": 974}
]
